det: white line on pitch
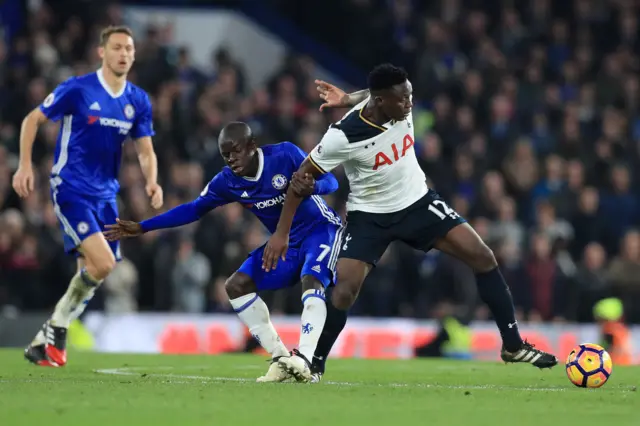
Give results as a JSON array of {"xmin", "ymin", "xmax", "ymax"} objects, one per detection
[{"xmin": 94, "ymin": 367, "xmax": 572, "ymax": 392}]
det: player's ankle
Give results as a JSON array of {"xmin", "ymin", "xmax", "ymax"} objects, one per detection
[{"xmin": 272, "ymin": 347, "xmax": 290, "ymax": 359}]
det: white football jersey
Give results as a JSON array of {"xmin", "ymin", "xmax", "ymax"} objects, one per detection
[{"xmin": 309, "ymin": 97, "xmax": 428, "ymax": 214}]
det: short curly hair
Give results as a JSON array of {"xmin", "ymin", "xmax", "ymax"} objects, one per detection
[{"xmin": 368, "ymin": 63, "xmax": 408, "ymax": 91}]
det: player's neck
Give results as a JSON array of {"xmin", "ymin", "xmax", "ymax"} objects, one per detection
[
  {"xmin": 245, "ymin": 153, "xmax": 260, "ymax": 178},
  {"xmin": 362, "ymin": 103, "xmax": 390, "ymax": 126},
  {"xmin": 100, "ymin": 66, "xmax": 128, "ymax": 94}
]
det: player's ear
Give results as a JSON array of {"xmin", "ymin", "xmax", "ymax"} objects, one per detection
[
  {"xmin": 248, "ymin": 137, "xmax": 257, "ymax": 152},
  {"xmin": 97, "ymin": 46, "xmax": 105, "ymax": 60}
]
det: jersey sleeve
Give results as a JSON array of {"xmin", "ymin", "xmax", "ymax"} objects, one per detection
[
  {"xmin": 39, "ymin": 78, "xmax": 79, "ymax": 122},
  {"xmin": 192, "ymin": 172, "xmax": 232, "ymax": 215},
  {"xmin": 281, "ymin": 141, "xmax": 338, "ymax": 194},
  {"xmin": 308, "ymin": 127, "xmax": 350, "ymax": 173},
  {"xmin": 281, "ymin": 141, "xmax": 308, "ymax": 167},
  {"xmin": 131, "ymin": 92, "xmax": 155, "ymax": 139}
]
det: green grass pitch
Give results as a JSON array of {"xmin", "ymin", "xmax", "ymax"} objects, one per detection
[{"xmin": 0, "ymin": 349, "xmax": 637, "ymax": 425}]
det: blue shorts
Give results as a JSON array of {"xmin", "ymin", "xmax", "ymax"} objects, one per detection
[
  {"xmin": 51, "ymin": 188, "xmax": 121, "ymax": 261},
  {"xmin": 238, "ymin": 222, "xmax": 343, "ymax": 291}
]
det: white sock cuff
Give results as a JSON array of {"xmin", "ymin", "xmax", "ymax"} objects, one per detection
[
  {"xmin": 302, "ymin": 288, "xmax": 326, "ymax": 304},
  {"xmin": 230, "ymin": 293, "xmax": 259, "ymax": 313}
]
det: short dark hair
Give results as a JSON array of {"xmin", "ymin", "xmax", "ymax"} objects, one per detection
[
  {"xmin": 368, "ymin": 63, "xmax": 408, "ymax": 91},
  {"xmin": 100, "ymin": 25, "xmax": 134, "ymax": 46}
]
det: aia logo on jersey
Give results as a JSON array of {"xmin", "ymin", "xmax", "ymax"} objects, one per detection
[
  {"xmin": 88, "ymin": 116, "xmax": 99, "ymax": 125},
  {"xmin": 372, "ymin": 134, "xmax": 415, "ymax": 170}
]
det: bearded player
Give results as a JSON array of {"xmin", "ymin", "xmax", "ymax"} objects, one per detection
[
  {"xmin": 13, "ymin": 26, "xmax": 163, "ymax": 367},
  {"xmin": 263, "ymin": 64, "xmax": 559, "ymax": 378}
]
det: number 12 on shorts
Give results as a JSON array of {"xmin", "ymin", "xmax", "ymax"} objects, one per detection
[{"xmin": 428, "ymin": 200, "xmax": 460, "ymax": 220}]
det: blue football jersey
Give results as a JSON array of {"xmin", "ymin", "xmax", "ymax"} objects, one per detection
[
  {"xmin": 195, "ymin": 142, "xmax": 341, "ymax": 246},
  {"xmin": 41, "ymin": 68, "xmax": 154, "ymax": 199}
]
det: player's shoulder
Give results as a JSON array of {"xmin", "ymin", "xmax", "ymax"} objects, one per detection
[
  {"xmin": 263, "ymin": 141, "xmax": 298, "ymax": 156},
  {"xmin": 59, "ymin": 72, "xmax": 100, "ymax": 94},
  {"xmin": 124, "ymin": 82, "xmax": 152, "ymax": 104},
  {"xmin": 203, "ymin": 169, "xmax": 233, "ymax": 194},
  {"xmin": 53, "ymin": 75, "xmax": 84, "ymax": 92},
  {"xmin": 330, "ymin": 102, "xmax": 384, "ymax": 144}
]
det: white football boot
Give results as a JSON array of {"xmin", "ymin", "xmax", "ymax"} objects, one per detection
[
  {"xmin": 256, "ymin": 355, "xmax": 292, "ymax": 383},
  {"xmin": 278, "ymin": 349, "xmax": 313, "ymax": 382}
]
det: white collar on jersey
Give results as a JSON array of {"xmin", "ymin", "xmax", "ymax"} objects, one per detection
[
  {"xmin": 242, "ymin": 148, "xmax": 264, "ymax": 182},
  {"xmin": 96, "ymin": 68, "xmax": 127, "ymax": 98}
]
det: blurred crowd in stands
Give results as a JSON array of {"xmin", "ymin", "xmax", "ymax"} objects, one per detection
[{"xmin": 1, "ymin": 0, "xmax": 640, "ymax": 324}]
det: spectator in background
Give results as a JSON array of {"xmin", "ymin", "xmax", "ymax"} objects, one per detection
[
  {"xmin": 525, "ymin": 232, "xmax": 566, "ymax": 322},
  {"xmin": 569, "ymin": 243, "xmax": 610, "ymax": 322},
  {"xmin": 171, "ymin": 235, "xmax": 211, "ymax": 313},
  {"xmin": 608, "ymin": 230, "xmax": 640, "ymax": 323},
  {"xmin": 2, "ymin": 0, "xmax": 640, "ymax": 324}
]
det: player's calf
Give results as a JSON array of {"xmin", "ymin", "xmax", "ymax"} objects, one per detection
[
  {"xmin": 435, "ymin": 224, "xmax": 558, "ymax": 364},
  {"xmin": 226, "ymin": 272, "xmax": 291, "ymax": 380},
  {"xmin": 297, "ymin": 276, "xmax": 327, "ymax": 363},
  {"xmin": 331, "ymin": 258, "xmax": 369, "ymax": 310}
]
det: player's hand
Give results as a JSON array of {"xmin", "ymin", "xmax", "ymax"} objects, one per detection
[
  {"xmin": 290, "ymin": 171, "xmax": 315, "ymax": 197},
  {"xmin": 262, "ymin": 230, "xmax": 289, "ymax": 272},
  {"xmin": 104, "ymin": 218, "xmax": 143, "ymax": 241},
  {"xmin": 12, "ymin": 165, "xmax": 35, "ymax": 198},
  {"xmin": 146, "ymin": 182, "xmax": 164, "ymax": 210},
  {"xmin": 316, "ymin": 79, "xmax": 349, "ymax": 111}
]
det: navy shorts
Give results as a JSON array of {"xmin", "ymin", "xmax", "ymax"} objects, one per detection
[{"xmin": 339, "ymin": 190, "xmax": 466, "ymax": 265}]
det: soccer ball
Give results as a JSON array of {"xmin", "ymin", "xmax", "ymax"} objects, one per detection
[{"xmin": 565, "ymin": 343, "xmax": 613, "ymax": 388}]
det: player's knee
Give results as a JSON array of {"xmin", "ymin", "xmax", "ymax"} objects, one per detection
[
  {"xmin": 301, "ymin": 275, "xmax": 324, "ymax": 292},
  {"xmin": 469, "ymin": 243, "xmax": 498, "ymax": 273},
  {"xmin": 331, "ymin": 284, "xmax": 358, "ymax": 311},
  {"xmin": 88, "ymin": 254, "xmax": 116, "ymax": 280},
  {"xmin": 225, "ymin": 273, "xmax": 254, "ymax": 300}
]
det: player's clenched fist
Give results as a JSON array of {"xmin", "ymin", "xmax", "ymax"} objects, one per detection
[
  {"xmin": 146, "ymin": 182, "xmax": 164, "ymax": 210},
  {"xmin": 12, "ymin": 165, "xmax": 35, "ymax": 198},
  {"xmin": 289, "ymin": 171, "xmax": 315, "ymax": 197}
]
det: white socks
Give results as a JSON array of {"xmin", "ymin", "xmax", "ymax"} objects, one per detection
[
  {"xmin": 230, "ymin": 293, "xmax": 289, "ymax": 358},
  {"xmin": 230, "ymin": 288, "xmax": 327, "ymax": 362},
  {"xmin": 297, "ymin": 289, "xmax": 327, "ymax": 361},
  {"xmin": 50, "ymin": 269, "xmax": 101, "ymax": 328}
]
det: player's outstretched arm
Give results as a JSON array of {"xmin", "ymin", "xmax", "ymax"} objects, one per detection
[
  {"xmin": 105, "ymin": 174, "xmax": 231, "ymax": 241},
  {"xmin": 12, "ymin": 108, "xmax": 48, "ymax": 198},
  {"xmin": 262, "ymin": 158, "xmax": 326, "ymax": 271},
  {"xmin": 316, "ymin": 79, "xmax": 370, "ymax": 111},
  {"xmin": 135, "ymin": 136, "xmax": 163, "ymax": 210},
  {"xmin": 104, "ymin": 201, "xmax": 203, "ymax": 241}
]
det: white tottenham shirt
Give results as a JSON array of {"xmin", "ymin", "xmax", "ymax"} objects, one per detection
[{"xmin": 309, "ymin": 97, "xmax": 428, "ymax": 214}]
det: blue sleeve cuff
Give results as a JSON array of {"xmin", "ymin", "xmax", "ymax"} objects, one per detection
[{"xmin": 313, "ymin": 174, "xmax": 339, "ymax": 195}]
